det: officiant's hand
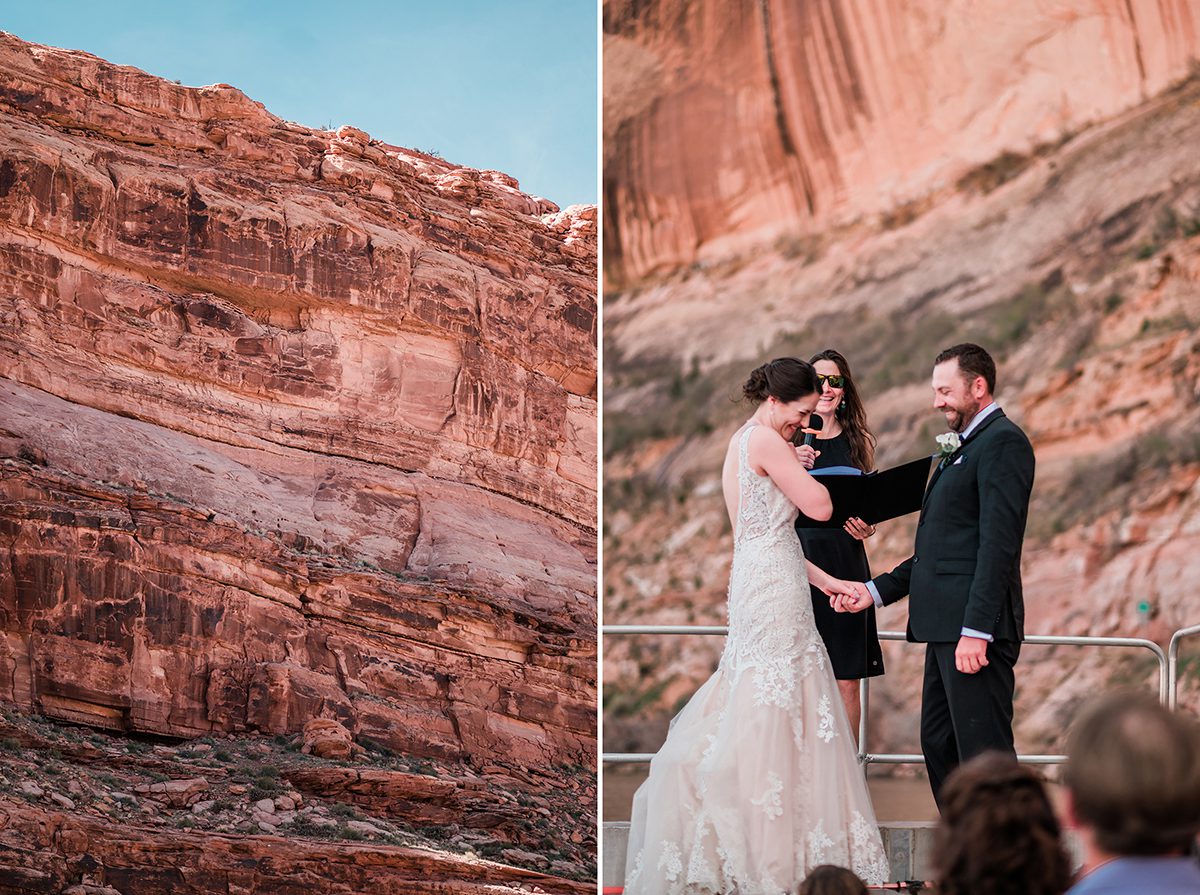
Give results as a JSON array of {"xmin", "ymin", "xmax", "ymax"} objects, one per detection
[
  {"xmin": 830, "ymin": 581, "xmax": 873, "ymax": 613},
  {"xmin": 843, "ymin": 517, "xmax": 876, "ymax": 540},
  {"xmin": 794, "ymin": 444, "xmax": 820, "ymax": 469},
  {"xmin": 955, "ymin": 635, "xmax": 989, "ymax": 674}
]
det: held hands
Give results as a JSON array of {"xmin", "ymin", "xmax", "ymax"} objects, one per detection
[
  {"xmin": 794, "ymin": 444, "xmax": 820, "ymax": 470},
  {"xmin": 955, "ymin": 635, "xmax": 989, "ymax": 674},
  {"xmin": 807, "ymin": 564, "xmax": 871, "ymax": 612},
  {"xmin": 827, "ymin": 579, "xmax": 874, "ymax": 614},
  {"xmin": 843, "ymin": 516, "xmax": 876, "ymax": 540}
]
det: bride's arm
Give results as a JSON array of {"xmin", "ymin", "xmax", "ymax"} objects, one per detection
[
  {"xmin": 752, "ymin": 427, "xmax": 833, "ymax": 521},
  {"xmin": 808, "ymin": 562, "xmax": 871, "ymax": 609},
  {"xmin": 806, "ymin": 561, "xmax": 842, "ymax": 595}
]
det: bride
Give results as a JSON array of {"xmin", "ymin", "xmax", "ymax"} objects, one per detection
[{"xmin": 623, "ymin": 357, "xmax": 889, "ymax": 893}]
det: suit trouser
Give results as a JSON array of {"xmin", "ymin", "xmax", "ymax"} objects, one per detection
[{"xmin": 921, "ymin": 639, "xmax": 1020, "ymax": 806}]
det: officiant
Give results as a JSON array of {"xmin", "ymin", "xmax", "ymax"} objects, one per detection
[{"xmin": 792, "ymin": 349, "xmax": 884, "ymax": 740}]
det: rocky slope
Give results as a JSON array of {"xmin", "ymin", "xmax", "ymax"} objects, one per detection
[
  {"xmin": 603, "ymin": 3, "xmax": 1200, "ymax": 773},
  {"xmin": 0, "ymin": 713, "xmax": 591, "ymax": 893},
  {"xmin": 0, "ymin": 32, "xmax": 596, "ymax": 891}
]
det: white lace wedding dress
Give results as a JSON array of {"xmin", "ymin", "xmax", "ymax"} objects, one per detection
[{"xmin": 623, "ymin": 423, "xmax": 890, "ymax": 893}]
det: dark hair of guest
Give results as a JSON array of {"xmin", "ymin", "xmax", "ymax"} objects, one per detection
[
  {"xmin": 1064, "ymin": 690, "xmax": 1200, "ymax": 855},
  {"xmin": 932, "ymin": 752, "xmax": 1071, "ymax": 895},
  {"xmin": 741, "ymin": 357, "xmax": 818, "ymax": 403},
  {"xmin": 935, "ymin": 342, "xmax": 997, "ymax": 394},
  {"xmin": 809, "ymin": 348, "xmax": 876, "ymax": 472},
  {"xmin": 797, "ymin": 864, "xmax": 868, "ymax": 895}
]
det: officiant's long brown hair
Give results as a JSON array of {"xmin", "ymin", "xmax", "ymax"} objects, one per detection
[{"xmin": 810, "ymin": 348, "xmax": 876, "ymax": 473}]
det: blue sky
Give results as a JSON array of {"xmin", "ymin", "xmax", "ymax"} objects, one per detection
[{"xmin": 4, "ymin": 1, "xmax": 597, "ymax": 207}]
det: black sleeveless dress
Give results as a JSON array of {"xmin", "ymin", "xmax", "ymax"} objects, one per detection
[{"xmin": 794, "ymin": 432, "xmax": 885, "ymax": 680}]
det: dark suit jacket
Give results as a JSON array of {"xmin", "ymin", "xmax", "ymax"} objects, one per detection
[{"xmin": 872, "ymin": 408, "xmax": 1035, "ymax": 643}]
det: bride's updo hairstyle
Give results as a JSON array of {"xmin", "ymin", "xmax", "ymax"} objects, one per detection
[{"xmin": 742, "ymin": 357, "xmax": 818, "ymax": 404}]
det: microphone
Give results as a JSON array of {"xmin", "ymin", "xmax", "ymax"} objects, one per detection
[{"xmin": 802, "ymin": 413, "xmax": 824, "ymax": 447}]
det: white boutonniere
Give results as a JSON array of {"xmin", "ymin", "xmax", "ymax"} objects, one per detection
[{"xmin": 935, "ymin": 432, "xmax": 961, "ymax": 463}]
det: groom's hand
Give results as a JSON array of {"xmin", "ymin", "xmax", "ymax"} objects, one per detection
[
  {"xmin": 955, "ymin": 635, "xmax": 990, "ymax": 674},
  {"xmin": 830, "ymin": 582, "xmax": 873, "ymax": 613}
]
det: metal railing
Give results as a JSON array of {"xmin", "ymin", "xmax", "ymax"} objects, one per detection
[
  {"xmin": 1168, "ymin": 623, "xmax": 1200, "ymax": 709},
  {"xmin": 603, "ymin": 625, "xmax": 1172, "ymax": 768}
]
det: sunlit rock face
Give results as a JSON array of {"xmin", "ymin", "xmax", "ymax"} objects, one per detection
[
  {"xmin": 605, "ymin": 0, "xmax": 1200, "ymax": 284},
  {"xmin": 0, "ymin": 31, "xmax": 597, "ymax": 888}
]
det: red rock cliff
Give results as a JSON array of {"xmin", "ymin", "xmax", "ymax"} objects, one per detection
[
  {"xmin": 0, "ymin": 31, "xmax": 596, "ymax": 889},
  {"xmin": 605, "ymin": 0, "xmax": 1200, "ymax": 284}
]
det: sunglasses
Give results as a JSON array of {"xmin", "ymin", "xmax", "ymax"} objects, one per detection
[{"xmin": 816, "ymin": 374, "xmax": 846, "ymax": 388}]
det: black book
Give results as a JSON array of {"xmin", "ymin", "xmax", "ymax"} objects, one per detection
[{"xmin": 796, "ymin": 455, "xmax": 935, "ymax": 528}]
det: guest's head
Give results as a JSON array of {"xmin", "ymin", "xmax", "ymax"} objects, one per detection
[
  {"xmin": 1063, "ymin": 691, "xmax": 1200, "ymax": 859},
  {"xmin": 932, "ymin": 751, "xmax": 1070, "ymax": 895},
  {"xmin": 808, "ymin": 348, "xmax": 875, "ymax": 471},
  {"xmin": 932, "ymin": 342, "xmax": 995, "ymax": 433},
  {"xmin": 797, "ymin": 864, "xmax": 868, "ymax": 895},
  {"xmin": 742, "ymin": 357, "xmax": 819, "ymax": 441}
]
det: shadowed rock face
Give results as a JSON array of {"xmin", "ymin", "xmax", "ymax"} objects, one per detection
[
  {"xmin": 0, "ymin": 461, "xmax": 593, "ymax": 765},
  {"xmin": 0, "ymin": 31, "xmax": 596, "ymax": 888},
  {"xmin": 604, "ymin": 0, "xmax": 1200, "ymax": 284}
]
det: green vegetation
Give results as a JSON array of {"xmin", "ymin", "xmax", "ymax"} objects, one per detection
[
  {"xmin": 603, "ymin": 675, "xmax": 670, "ymax": 718},
  {"xmin": 772, "ymin": 233, "xmax": 822, "ymax": 264},
  {"xmin": 230, "ymin": 761, "xmax": 286, "ymax": 800},
  {"xmin": 604, "ymin": 273, "xmax": 1075, "ymax": 475},
  {"xmin": 248, "ymin": 779, "xmax": 284, "ymax": 801},
  {"xmin": 881, "ymin": 196, "xmax": 933, "ymax": 230},
  {"xmin": 357, "ymin": 736, "xmax": 395, "ymax": 757},
  {"xmin": 956, "ymin": 150, "xmax": 1033, "ymax": 195},
  {"xmin": 1152, "ymin": 204, "xmax": 1200, "ymax": 242},
  {"xmin": 407, "ymin": 756, "xmax": 438, "ymax": 776},
  {"xmin": 604, "ymin": 326, "xmax": 816, "ymax": 464},
  {"xmin": 1029, "ymin": 426, "xmax": 1200, "ymax": 542}
]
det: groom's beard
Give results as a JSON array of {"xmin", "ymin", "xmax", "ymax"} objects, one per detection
[{"xmin": 944, "ymin": 399, "xmax": 981, "ymax": 433}]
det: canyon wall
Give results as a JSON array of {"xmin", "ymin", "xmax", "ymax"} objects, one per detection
[
  {"xmin": 605, "ymin": 0, "xmax": 1200, "ymax": 284},
  {"xmin": 0, "ymin": 32, "xmax": 596, "ymax": 889}
]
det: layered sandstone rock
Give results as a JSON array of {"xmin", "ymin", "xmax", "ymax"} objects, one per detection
[
  {"xmin": 0, "ymin": 31, "xmax": 595, "ymax": 887},
  {"xmin": 605, "ymin": 0, "xmax": 1200, "ymax": 283}
]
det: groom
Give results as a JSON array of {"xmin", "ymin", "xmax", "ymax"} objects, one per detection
[{"xmin": 837, "ymin": 343, "xmax": 1035, "ymax": 805}]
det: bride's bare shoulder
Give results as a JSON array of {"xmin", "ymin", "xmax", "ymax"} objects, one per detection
[{"xmin": 745, "ymin": 424, "xmax": 787, "ymax": 453}]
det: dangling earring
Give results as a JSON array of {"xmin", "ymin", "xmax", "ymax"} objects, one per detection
[{"xmin": 838, "ymin": 399, "xmax": 847, "ymax": 414}]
